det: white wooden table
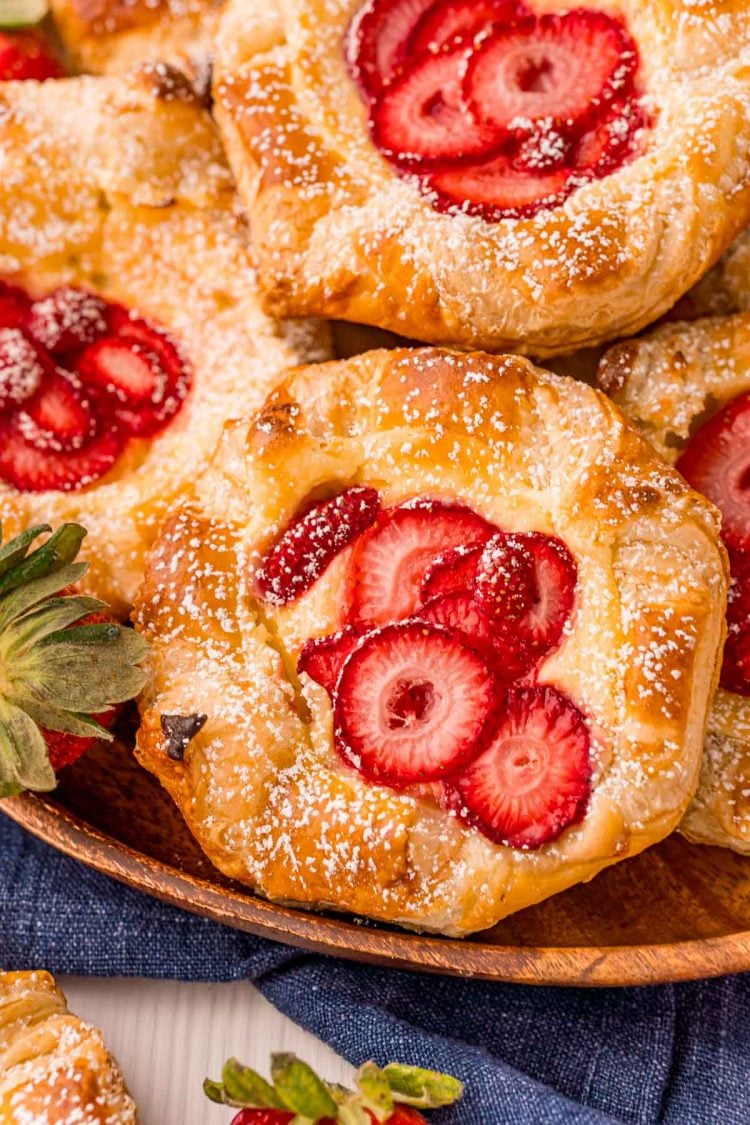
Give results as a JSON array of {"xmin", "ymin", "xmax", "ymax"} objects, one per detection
[{"xmin": 61, "ymin": 977, "xmax": 351, "ymax": 1125}]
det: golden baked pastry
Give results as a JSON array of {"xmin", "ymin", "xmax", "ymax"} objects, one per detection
[
  {"xmin": 0, "ymin": 67, "xmax": 329, "ymax": 617},
  {"xmin": 672, "ymin": 229, "xmax": 750, "ymax": 321},
  {"xmin": 50, "ymin": 0, "xmax": 221, "ymax": 91},
  {"xmin": 599, "ymin": 313, "xmax": 750, "ymax": 854},
  {"xmin": 0, "ymin": 970, "xmax": 137, "ymax": 1123},
  {"xmin": 212, "ymin": 0, "xmax": 750, "ymax": 357},
  {"xmin": 134, "ymin": 347, "xmax": 726, "ymax": 935}
]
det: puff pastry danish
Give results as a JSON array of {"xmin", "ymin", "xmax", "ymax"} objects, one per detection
[
  {"xmin": 599, "ymin": 313, "xmax": 750, "ymax": 854},
  {"xmin": 134, "ymin": 347, "xmax": 726, "ymax": 935},
  {"xmin": 213, "ymin": 0, "xmax": 750, "ymax": 356},
  {"xmin": 50, "ymin": 0, "xmax": 221, "ymax": 90},
  {"xmin": 0, "ymin": 68, "xmax": 329, "ymax": 617},
  {"xmin": 0, "ymin": 970, "xmax": 137, "ymax": 1123}
]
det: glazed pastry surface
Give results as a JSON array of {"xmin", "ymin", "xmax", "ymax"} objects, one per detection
[
  {"xmin": 135, "ymin": 347, "xmax": 726, "ymax": 935},
  {"xmin": 599, "ymin": 313, "xmax": 750, "ymax": 854},
  {"xmin": 50, "ymin": 0, "xmax": 222, "ymax": 90},
  {"xmin": 0, "ymin": 970, "xmax": 137, "ymax": 1123},
  {"xmin": 0, "ymin": 69, "xmax": 329, "ymax": 617},
  {"xmin": 212, "ymin": 0, "xmax": 750, "ymax": 356}
]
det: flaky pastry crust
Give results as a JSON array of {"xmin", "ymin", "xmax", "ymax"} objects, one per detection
[
  {"xmin": 50, "ymin": 0, "xmax": 222, "ymax": 91},
  {"xmin": 134, "ymin": 347, "xmax": 726, "ymax": 935},
  {"xmin": 0, "ymin": 69, "xmax": 330, "ymax": 617},
  {"xmin": 212, "ymin": 0, "xmax": 750, "ymax": 357},
  {"xmin": 0, "ymin": 971, "xmax": 137, "ymax": 1123},
  {"xmin": 599, "ymin": 313, "xmax": 750, "ymax": 854}
]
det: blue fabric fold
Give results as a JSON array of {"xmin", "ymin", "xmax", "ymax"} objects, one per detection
[{"xmin": 1, "ymin": 815, "xmax": 747, "ymax": 1125}]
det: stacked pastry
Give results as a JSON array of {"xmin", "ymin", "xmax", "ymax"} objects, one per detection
[{"xmin": 1, "ymin": 0, "xmax": 750, "ymax": 944}]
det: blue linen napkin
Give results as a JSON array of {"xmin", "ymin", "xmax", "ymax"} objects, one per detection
[{"xmin": 1, "ymin": 813, "xmax": 748, "ymax": 1125}]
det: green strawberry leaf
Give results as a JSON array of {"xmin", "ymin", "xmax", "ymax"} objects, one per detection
[
  {"xmin": 382, "ymin": 1065, "xmax": 463, "ymax": 1108},
  {"xmin": 271, "ymin": 1053, "xmax": 338, "ymax": 1119},
  {"xmin": 222, "ymin": 1058, "xmax": 285, "ymax": 1108},
  {"xmin": 0, "ymin": 698, "xmax": 55, "ymax": 795},
  {"xmin": 0, "ymin": 524, "xmax": 50, "ymax": 578},
  {"xmin": 356, "ymin": 1062, "xmax": 394, "ymax": 1121}
]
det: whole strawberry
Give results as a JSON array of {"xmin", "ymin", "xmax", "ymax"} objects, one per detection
[
  {"xmin": 205, "ymin": 1054, "xmax": 462, "ymax": 1124},
  {"xmin": 0, "ymin": 521, "xmax": 148, "ymax": 796},
  {"xmin": 0, "ymin": 30, "xmax": 63, "ymax": 81}
]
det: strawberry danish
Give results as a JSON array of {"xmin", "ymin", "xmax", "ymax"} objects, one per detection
[
  {"xmin": 0, "ymin": 68, "xmax": 329, "ymax": 617},
  {"xmin": 134, "ymin": 348, "xmax": 725, "ymax": 935},
  {"xmin": 213, "ymin": 0, "xmax": 750, "ymax": 356},
  {"xmin": 599, "ymin": 312, "xmax": 750, "ymax": 855}
]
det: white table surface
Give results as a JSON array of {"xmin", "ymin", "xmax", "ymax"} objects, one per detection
[{"xmin": 61, "ymin": 976, "xmax": 352, "ymax": 1125}]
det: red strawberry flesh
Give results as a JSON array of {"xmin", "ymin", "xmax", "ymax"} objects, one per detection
[
  {"xmin": 346, "ymin": 0, "xmax": 431, "ymax": 95},
  {"xmin": 465, "ymin": 12, "xmax": 637, "ymax": 137},
  {"xmin": 0, "ymin": 281, "xmax": 31, "ymax": 331},
  {"xmin": 417, "ymin": 590, "xmax": 535, "ymax": 681},
  {"xmin": 425, "ymin": 149, "xmax": 571, "ymax": 219},
  {"xmin": 474, "ymin": 533, "xmax": 537, "ymax": 622},
  {"xmin": 676, "ymin": 392, "xmax": 750, "ymax": 553},
  {"xmin": 372, "ymin": 46, "xmax": 500, "ymax": 164},
  {"xmin": 420, "ymin": 544, "xmax": 482, "ymax": 601},
  {"xmin": 28, "ymin": 287, "xmax": 108, "ymax": 355},
  {"xmin": 297, "ymin": 627, "xmax": 363, "ymax": 696},
  {"xmin": 494, "ymin": 532, "xmax": 576, "ymax": 659},
  {"xmin": 0, "ymin": 328, "xmax": 46, "ymax": 412},
  {"xmin": 0, "ymin": 31, "xmax": 64, "ymax": 81},
  {"xmin": 719, "ymin": 548, "xmax": 750, "ymax": 696},
  {"xmin": 76, "ymin": 335, "xmax": 186, "ymax": 437},
  {"xmin": 0, "ymin": 422, "xmax": 122, "ymax": 492},
  {"xmin": 17, "ymin": 369, "xmax": 98, "ymax": 452},
  {"xmin": 347, "ymin": 498, "xmax": 495, "ymax": 626},
  {"xmin": 334, "ymin": 620, "xmax": 499, "ymax": 785},
  {"xmin": 445, "ymin": 684, "xmax": 591, "ymax": 847},
  {"xmin": 230, "ymin": 1112, "xmax": 296, "ymax": 1125},
  {"xmin": 576, "ymin": 96, "xmax": 648, "ymax": 176},
  {"xmin": 256, "ymin": 486, "xmax": 381, "ymax": 606},
  {"xmin": 408, "ymin": 0, "xmax": 530, "ymax": 57}
]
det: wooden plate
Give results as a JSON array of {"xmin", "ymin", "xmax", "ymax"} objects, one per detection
[{"xmin": 3, "ymin": 737, "xmax": 750, "ymax": 987}]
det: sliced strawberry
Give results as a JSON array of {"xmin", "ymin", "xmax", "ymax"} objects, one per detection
[
  {"xmin": 720, "ymin": 550, "xmax": 750, "ymax": 696},
  {"xmin": 28, "ymin": 287, "xmax": 108, "ymax": 355},
  {"xmin": 676, "ymin": 392, "xmax": 750, "ymax": 553},
  {"xmin": 0, "ymin": 421, "xmax": 123, "ymax": 492},
  {"xmin": 0, "ymin": 327, "xmax": 47, "ymax": 413},
  {"xmin": 417, "ymin": 590, "xmax": 535, "ymax": 681},
  {"xmin": 76, "ymin": 335, "xmax": 185, "ymax": 437},
  {"xmin": 465, "ymin": 12, "xmax": 638, "ymax": 138},
  {"xmin": 0, "ymin": 31, "xmax": 64, "ymax": 81},
  {"xmin": 334, "ymin": 620, "xmax": 499, "ymax": 786},
  {"xmin": 420, "ymin": 544, "xmax": 482, "ymax": 601},
  {"xmin": 425, "ymin": 149, "xmax": 571, "ymax": 219},
  {"xmin": 444, "ymin": 684, "xmax": 591, "ymax": 848},
  {"xmin": 297, "ymin": 627, "xmax": 363, "ymax": 696},
  {"xmin": 16, "ymin": 369, "xmax": 98, "ymax": 452},
  {"xmin": 493, "ymin": 532, "xmax": 577, "ymax": 658},
  {"xmin": 576, "ymin": 96, "xmax": 648, "ymax": 177},
  {"xmin": 511, "ymin": 121, "xmax": 573, "ymax": 173},
  {"xmin": 347, "ymin": 498, "xmax": 495, "ymax": 627},
  {"xmin": 0, "ymin": 280, "xmax": 31, "ymax": 331},
  {"xmin": 372, "ymin": 47, "xmax": 500, "ymax": 164},
  {"xmin": 256, "ymin": 486, "xmax": 381, "ymax": 606},
  {"xmin": 408, "ymin": 0, "xmax": 530, "ymax": 57},
  {"xmin": 474, "ymin": 533, "xmax": 536, "ymax": 623},
  {"xmin": 346, "ymin": 0, "xmax": 431, "ymax": 96}
]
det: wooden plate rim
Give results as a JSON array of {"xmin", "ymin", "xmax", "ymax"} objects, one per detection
[{"xmin": 4, "ymin": 793, "xmax": 750, "ymax": 987}]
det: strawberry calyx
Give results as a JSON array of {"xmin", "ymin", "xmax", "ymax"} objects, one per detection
[
  {"xmin": 0, "ymin": 522, "xmax": 148, "ymax": 797},
  {"xmin": 205, "ymin": 1053, "xmax": 462, "ymax": 1122},
  {"xmin": 0, "ymin": 279, "xmax": 191, "ymax": 492}
]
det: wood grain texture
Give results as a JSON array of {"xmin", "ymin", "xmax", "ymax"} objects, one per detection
[
  {"xmin": 61, "ymin": 978, "xmax": 351, "ymax": 1125},
  {"xmin": 4, "ymin": 738, "xmax": 750, "ymax": 987}
]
